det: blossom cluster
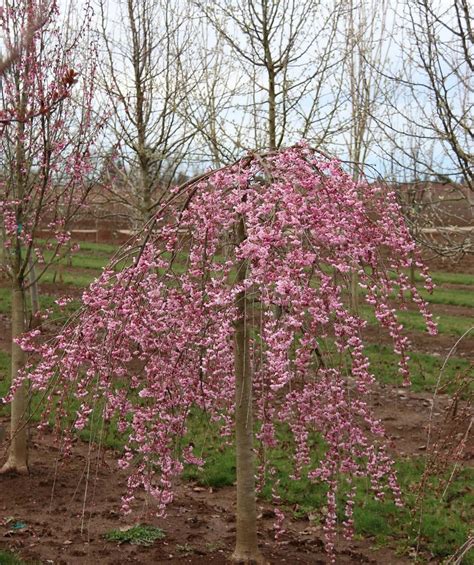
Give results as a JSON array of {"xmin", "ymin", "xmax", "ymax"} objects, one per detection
[
  {"xmin": 0, "ymin": 0, "xmax": 97, "ymax": 282},
  {"xmin": 17, "ymin": 144, "xmax": 436, "ymax": 553}
]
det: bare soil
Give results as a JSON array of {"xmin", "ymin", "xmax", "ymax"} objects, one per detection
[
  {"xmin": 1, "ymin": 376, "xmax": 471, "ymax": 564},
  {"xmin": 0, "ymin": 418, "xmax": 417, "ymax": 565}
]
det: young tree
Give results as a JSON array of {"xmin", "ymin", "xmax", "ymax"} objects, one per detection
[
  {"xmin": 0, "ymin": 0, "xmax": 97, "ymax": 473},
  {"xmin": 195, "ymin": 0, "xmax": 345, "ymax": 153},
  {"xmin": 21, "ymin": 145, "xmax": 436, "ymax": 561},
  {"xmin": 97, "ymin": 0, "xmax": 198, "ymax": 226}
]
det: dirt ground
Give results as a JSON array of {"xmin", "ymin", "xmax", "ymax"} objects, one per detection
[
  {"xmin": 0, "ymin": 416, "xmax": 418, "ymax": 565},
  {"xmin": 0, "ymin": 253, "xmax": 472, "ymax": 564},
  {"xmin": 0, "ymin": 378, "xmax": 471, "ymax": 564}
]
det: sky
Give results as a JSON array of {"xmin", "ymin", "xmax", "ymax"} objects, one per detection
[{"xmin": 5, "ymin": 0, "xmax": 472, "ymax": 183}]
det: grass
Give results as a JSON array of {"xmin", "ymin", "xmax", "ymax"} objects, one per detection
[
  {"xmin": 73, "ymin": 241, "xmax": 119, "ymax": 254},
  {"xmin": 176, "ymin": 543, "xmax": 195, "ymax": 556},
  {"xmin": 366, "ymin": 344, "xmax": 472, "ymax": 393},
  {"xmin": 360, "ymin": 305, "xmax": 474, "ymax": 337},
  {"xmin": 390, "ymin": 460, "xmax": 474, "ymax": 563},
  {"xmin": 181, "ymin": 411, "xmax": 473, "ymax": 562},
  {"xmin": 42, "ymin": 253, "xmax": 108, "ymax": 271},
  {"xmin": 398, "ymin": 309, "xmax": 473, "ymax": 337},
  {"xmin": 182, "ymin": 411, "xmax": 236, "ymax": 488},
  {"xmin": 0, "ymin": 350, "xmax": 11, "ymax": 417},
  {"xmin": 419, "ymin": 286, "xmax": 474, "ymax": 308},
  {"xmin": 0, "ymin": 550, "xmax": 33, "ymax": 565},
  {"xmin": 421, "ymin": 270, "xmax": 474, "ymax": 287},
  {"xmin": 40, "ymin": 268, "xmax": 98, "ymax": 287},
  {"xmin": 38, "ymin": 239, "xmax": 118, "ymax": 255},
  {"xmin": 42, "ymin": 243, "xmax": 117, "ymax": 273},
  {"xmin": 0, "ymin": 350, "xmax": 10, "ymax": 380},
  {"xmin": 103, "ymin": 524, "xmax": 165, "ymax": 546}
]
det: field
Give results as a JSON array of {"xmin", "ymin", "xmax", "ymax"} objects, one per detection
[{"xmin": 0, "ymin": 240, "xmax": 472, "ymax": 564}]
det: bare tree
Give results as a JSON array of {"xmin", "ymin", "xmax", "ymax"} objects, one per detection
[
  {"xmin": 341, "ymin": 0, "xmax": 395, "ymax": 174},
  {"xmin": 194, "ymin": 0, "xmax": 345, "ymax": 153},
  {"xmin": 339, "ymin": 0, "xmax": 396, "ymax": 311},
  {"xmin": 365, "ymin": 0, "xmax": 473, "ymax": 258},
  {"xmin": 97, "ymin": 0, "xmax": 198, "ymax": 225},
  {"xmin": 183, "ymin": 26, "xmax": 246, "ymax": 167},
  {"xmin": 404, "ymin": 0, "xmax": 473, "ymax": 191}
]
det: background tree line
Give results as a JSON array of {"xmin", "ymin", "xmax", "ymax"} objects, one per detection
[{"xmin": 92, "ymin": 0, "xmax": 472, "ymax": 256}]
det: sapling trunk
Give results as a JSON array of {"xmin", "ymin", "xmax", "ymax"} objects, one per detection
[
  {"xmin": 1, "ymin": 282, "xmax": 28, "ymax": 474},
  {"xmin": 29, "ymin": 257, "xmax": 40, "ymax": 328},
  {"xmin": 231, "ymin": 217, "xmax": 264, "ymax": 564},
  {"xmin": 410, "ymin": 255, "xmax": 416, "ymax": 297},
  {"xmin": 350, "ymin": 270, "xmax": 359, "ymax": 315}
]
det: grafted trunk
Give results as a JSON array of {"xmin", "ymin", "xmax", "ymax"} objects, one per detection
[
  {"xmin": 1, "ymin": 282, "xmax": 28, "ymax": 474},
  {"xmin": 231, "ymin": 217, "xmax": 264, "ymax": 564}
]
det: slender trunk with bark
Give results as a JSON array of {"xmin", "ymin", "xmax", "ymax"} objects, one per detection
[
  {"xmin": 268, "ymin": 67, "xmax": 276, "ymax": 151},
  {"xmin": 1, "ymin": 281, "xmax": 28, "ymax": 474},
  {"xmin": 350, "ymin": 270, "xmax": 359, "ymax": 315},
  {"xmin": 29, "ymin": 257, "xmax": 40, "ymax": 329},
  {"xmin": 231, "ymin": 217, "xmax": 264, "ymax": 564}
]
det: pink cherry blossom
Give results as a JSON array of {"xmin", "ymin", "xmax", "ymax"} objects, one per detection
[{"xmin": 18, "ymin": 144, "xmax": 436, "ymax": 556}]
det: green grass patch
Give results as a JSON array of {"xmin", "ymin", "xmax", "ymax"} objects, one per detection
[
  {"xmin": 418, "ymin": 287, "xmax": 474, "ymax": 308},
  {"xmin": 391, "ymin": 459, "xmax": 474, "ymax": 563},
  {"xmin": 32, "ymin": 240, "xmax": 117, "ymax": 268},
  {"xmin": 41, "ymin": 252, "xmax": 108, "ymax": 271},
  {"xmin": 398, "ymin": 309, "xmax": 473, "ymax": 337},
  {"xmin": 182, "ymin": 411, "xmax": 236, "ymax": 488},
  {"xmin": 104, "ymin": 524, "xmax": 165, "ymax": 546},
  {"xmin": 0, "ymin": 551, "xmax": 29, "ymax": 565},
  {"xmin": 76, "ymin": 412, "xmax": 127, "ymax": 452},
  {"xmin": 366, "ymin": 344, "xmax": 471, "ymax": 393},
  {"xmin": 0, "ymin": 350, "xmax": 10, "ymax": 380},
  {"xmin": 361, "ymin": 305, "xmax": 474, "ymax": 337},
  {"xmin": 74, "ymin": 241, "xmax": 119, "ymax": 254},
  {"xmin": 425, "ymin": 271, "xmax": 474, "ymax": 287},
  {"xmin": 40, "ymin": 269, "xmax": 99, "ymax": 287},
  {"xmin": 392, "ymin": 269, "xmax": 473, "ymax": 287},
  {"xmin": 0, "ymin": 350, "xmax": 11, "ymax": 416},
  {"xmin": 34, "ymin": 239, "xmax": 118, "ymax": 256}
]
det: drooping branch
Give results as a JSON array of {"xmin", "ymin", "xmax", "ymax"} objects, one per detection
[{"xmin": 17, "ymin": 144, "xmax": 436, "ymax": 559}]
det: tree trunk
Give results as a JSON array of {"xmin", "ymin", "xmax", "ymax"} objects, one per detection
[
  {"xmin": 1, "ymin": 282, "xmax": 28, "ymax": 474},
  {"xmin": 410, "ymin": 254, "xmax": 416, "ymax": 286},
  {"xmin": 231, "ymin": 218, "xmax": 264, "ymax": 564},
  {"xmin": 29, "ymin": 257, "xmax": 41, "ymax": 329},
  {"xmin": 350, "ymin": 270, "xmax": 359, "ymax": 315},
  {"xmin": 268, "ymin": 68, "xmax": 276, "ymax": 151}
]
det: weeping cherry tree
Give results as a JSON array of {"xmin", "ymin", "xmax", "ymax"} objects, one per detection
[{"xmin": 18, "ymin": 144, "xmax": 436, "ymax": 562}]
